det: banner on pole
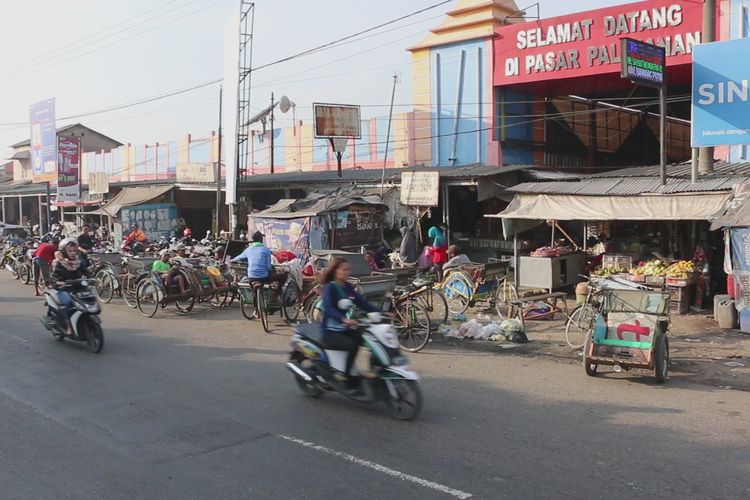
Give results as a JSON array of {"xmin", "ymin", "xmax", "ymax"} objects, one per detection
[
  {"xmin": 57, "ymin": 136, "xmax": 81, "ymax": 202},
  {"xmin": 29, "ymin": 98, "xmax": 57, "ymax": 184}
]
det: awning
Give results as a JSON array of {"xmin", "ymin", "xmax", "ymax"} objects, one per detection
[
  {"xmin": 488, "ymin": 193, "xmax": 733, "ymax": 221},
  {"xmin": 710, "ymin": 185, "xmax": 750, "ymax": 229},
  {"xmin": 100, "ymin": 185, "xmax": 173, "ymax": 216}
]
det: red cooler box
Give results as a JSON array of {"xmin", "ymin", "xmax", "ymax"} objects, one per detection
[{"xmin": 728, "ymin": 274, "xmax": 736, "ymax": 299}]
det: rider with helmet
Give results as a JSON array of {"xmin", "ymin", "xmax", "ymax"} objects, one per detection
[{"xmin": 51, "ymin": 238, "xmax": 91, "ymax": 334}]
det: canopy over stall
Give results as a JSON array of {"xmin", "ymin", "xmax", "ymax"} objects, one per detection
[
  {"xmin": 248, "ymin": 189, "xmax": 388, "ymax": 254},
  {"xmin": 98, "ymin": 185, "xmax": 173, "ymax": 216},
  {"xmin": 710, "ymin": 185, "xmax": 750, "ymax": 230}
]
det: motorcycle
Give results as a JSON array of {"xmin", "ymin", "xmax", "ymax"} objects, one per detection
[
  {"xmin": 287, "ymin": 302, "xmax": 422, "ymax": 420},
  {"xmin": 40, "ymin": 278, "xmax": 104, "ymax": 353}
]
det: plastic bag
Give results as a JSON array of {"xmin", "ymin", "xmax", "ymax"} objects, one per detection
[{"xmin": 458, "ymin": 319, "xmax": 483, "ymax": 338}]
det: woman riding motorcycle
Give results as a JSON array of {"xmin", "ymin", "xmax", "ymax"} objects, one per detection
[
  {"xmin": 51, "ymin": 238, "xmax": 90, "ymax": 335},
  {"xmin": 320, "ymin": 257, "xmax": 379, "ymax": 386}
]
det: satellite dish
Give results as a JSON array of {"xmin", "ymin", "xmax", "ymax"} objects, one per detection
[{"xmin": 279, "ymin": 95, "xmax": 292, "ymax": 113}]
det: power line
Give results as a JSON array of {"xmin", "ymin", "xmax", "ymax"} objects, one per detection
[
  {"xmin": 251, "ymin": 0, "xmax": 453, "ymax": 72},
  {"xmin": 0, "ymin": 0, "xmax": 187, "ymax": 77}
]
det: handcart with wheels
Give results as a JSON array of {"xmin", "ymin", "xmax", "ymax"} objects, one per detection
[{"xmin": 583, "ymin": 288, "xmax": 671, "ymax": 383}]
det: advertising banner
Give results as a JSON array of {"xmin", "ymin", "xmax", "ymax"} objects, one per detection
[
  {"xmin": 121, "ymin": 203, "xmax": 179, "ymax": 242},
  {"xmin": 494, "ymin": 0, "xmax": 703, "ymax": 86},
  {"xmin": 57, "ymin": 136, "xmax": 80, "ymax": 202},
  {"xmin": 247, "ymin": 217, "xmax": 309, "ymax": 255},
  {"xmin": 731, "ymin": 228, "xmax": 750, "ymax": 272},
  {"xmin": 29, "ymin": 98, "xmax": 57, "ymax": 183},
  {"xmin": 691, "ymin": 38, "xmax": 750, "ymax": 147}
]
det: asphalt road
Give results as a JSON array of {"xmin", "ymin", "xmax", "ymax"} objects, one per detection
[{"xmin": 0, "ymin": 274, "xmax": 748, "ymax": 499}]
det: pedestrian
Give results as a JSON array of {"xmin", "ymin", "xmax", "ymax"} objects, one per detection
[{"xmin": 428, "ymin": 224, "xmax": 448, "ymax": 280}]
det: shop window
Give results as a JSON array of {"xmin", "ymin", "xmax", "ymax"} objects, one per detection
[
  {"xmin": 742, "ymin": 6, "xmax": 750, "ymax": 38},
  {"xmin": 741, "ymin": 145, "xmax": 748, "ymax": 161}
]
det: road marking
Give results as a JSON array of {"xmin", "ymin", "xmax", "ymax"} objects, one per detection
[{"xmin": 276, "ymin": 434, "xmax": 473, "ymax": 499}]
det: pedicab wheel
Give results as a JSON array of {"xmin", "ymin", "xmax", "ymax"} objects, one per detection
[
  {"xmin": 654, "ymin": 335, "xmax": 669, "ymax": 384},
  {"xmin": 583, "ymin": 334, "xmax": 598, "ymax": 376},
  {"xmin": 395, "ymin": 301, "xmax": 431, "ymax": 353},
  {"xmin": 443, "ymin": 273, "xmax": 471, "ymax": 315},
  {"xmin": 385, "ymin": 379, "xmax": 422, "ymax": 421},
  {"xmin": 95, "ymin": 270, "xmax": 115, "ymax": 303},
  {"xmin": 239, "ymin": 288, "xmax": 256, "ymax": 320},
  {"xmin": 303, "ymin": 295, "xmax": 323, "ymax": 323},
  {"xmin": 209, "ymin": 289, "xmax": 231, "ymax": 309},
  {"xmin": 84, "ymin": 319, "xmax": 104, "ymax": 354},
  {"xmin": 136, "ymin": 280, "xmax": 160, "ymax": 318},
  {"xmin": 494, "ymin": 278, "xmax": 518, "ymax": 320},
  {"xmin": 174, "ymin": 295, "xmax": 195, "ymax": 314},
  {"xmin": 281, "ymin": 281, "xmax": 301, "ymax": 323},
  {"xmin": 566, "ymin": 304, "xmax": 596, "ymax": 349},
  {"xmin": 19, "ymin": 264, "xmax": 31, "ymax": 285},
  {"xmin": 418, "ymin": 287, "xmax": 448, "ymax": 328},
  {"xmin": 122, "ymin": 275, "xmax": 139, "ymax": 309},
  {"xmin": 256, "ymin": 288, "xmax": 270, "ymax": 333}
]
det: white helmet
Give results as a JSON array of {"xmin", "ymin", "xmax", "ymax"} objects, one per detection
[{"xmin": 58, "ymin": 237, "xmax": 78, "ymax": 251}]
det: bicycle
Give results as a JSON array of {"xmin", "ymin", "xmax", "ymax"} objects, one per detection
[
  {"xmin": 383, "ymin": 292, "xmax": 432, "ymax": 353},
  {"xmin": 237, "ymin": 280, "xmax": 272, "ymax": 332}
]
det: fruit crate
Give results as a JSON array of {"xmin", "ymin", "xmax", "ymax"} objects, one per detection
[
  {"xmin": 666, "ymin": 284, "xmax": 694, "ymax": 315},
  {"xmin": 665, "ymin": 273, "xmax": 698, "ymax": 287},
  {"xmin": 645, "ymin": 276, "xmax": 665, "ymax": 286},
  {"xmin": 602, "ymin": 254, "xmax": 633, "ymax": 270}
]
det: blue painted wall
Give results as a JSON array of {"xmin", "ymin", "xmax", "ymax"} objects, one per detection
[
  {"xmin": 430, "ymin": 39, "xmax": 488, "ymax": 166},
  {"xmin": 728, "ymin": 0, "xmax": 750, "ymax": 162},
  {"xmin": 498, "ymin": 89, "xmax": 534, "ymax": 165}
]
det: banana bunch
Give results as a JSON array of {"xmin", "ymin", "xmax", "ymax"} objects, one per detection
[{"xmin": 665, "ymin": 260, "xmax": 696, "ymax": 278}]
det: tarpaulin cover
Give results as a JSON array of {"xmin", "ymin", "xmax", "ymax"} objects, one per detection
[
  {"xmin": 710, "ymin": 185, "xmax": 750, "ymax": 229},
  {"xmin": 487, "ymin": 193, "xmax": 732, "ymax": 221},
  {"xmin": 99, "ymin": 185, "xmax": 173, "ymax": 216},
  {"xmin": 249, "ymin": 189, "xmax": 386, "ymax": 220}
]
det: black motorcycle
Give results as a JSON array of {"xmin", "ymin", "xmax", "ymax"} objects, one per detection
[{"xmin": 41, "ymin": 278, "xmax": 104, "ymax": 353}]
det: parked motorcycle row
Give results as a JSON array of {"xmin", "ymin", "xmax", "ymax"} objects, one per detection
[{"xmin": 0, "ymin": 230, "xmax": 423, "ymax": 420}]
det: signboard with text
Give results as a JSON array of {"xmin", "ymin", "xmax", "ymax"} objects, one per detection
[
  {"xmin": 56, "ymin": 136, "xmax": 80, "ymax": 202},
  {"xmin": 494, "ymin": 0, "xmax": 703, "ymax": 86},
  {"xmin": 691, "ymin": 38, "xmax": 750, "ymax": 147},
  {"xmin": 620, "ymin": 38, "xmax": 665, "ymax": 88},
  {"xmin": 176, "ymin": 162, "xmax": 216, "ymax": 183},
  {"xmin": 121, "ymin": 203, "xmax": 179, "ymax": 242},
  {"xmin": 29, "ymin": 98, "xmax": 57, "ymax": 183},
  {"xmin": 401, "ymin": 171, "xmax": 440, "ymax": 206}
]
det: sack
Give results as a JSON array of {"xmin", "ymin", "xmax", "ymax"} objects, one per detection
[{"xmin": 509, "ymin": 330, "xmax": 529, "ymax": 343}]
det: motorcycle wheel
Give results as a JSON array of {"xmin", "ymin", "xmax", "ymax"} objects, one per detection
[
  {"xmin": 19, "ymin": 264, "xmax": 31, "ymax": 285},
  {"xmin": 95, "ymin": 270, "xmax": 115, "ymax": 303},
  {"xmin": 385, "ymin": 379, "xmax": 422, "ymax": 421},
  {"xmin": 293, "ymin": 362, "xmax": 323, "ymax": 398},
  {"xmin": 84, "ymin": 319, "xmax": 104, "ymax": 354}
]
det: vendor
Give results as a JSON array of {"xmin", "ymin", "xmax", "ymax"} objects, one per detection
[{"xmin": 428, "ymin": 224, "xmax": 448, "ymax": 280}]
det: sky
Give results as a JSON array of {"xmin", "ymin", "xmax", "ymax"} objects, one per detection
[{"xmin": 0, "ymin": 0, "xmax": 628, "ymax": 156}]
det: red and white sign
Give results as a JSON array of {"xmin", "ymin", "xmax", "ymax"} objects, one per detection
[
  {"xmin": 57, "ymin": 136, "xmax": 80, "ymax": 203},
  {"xmin": 493, "ymin": 0, "xmax": 704, "ymax": 86}
]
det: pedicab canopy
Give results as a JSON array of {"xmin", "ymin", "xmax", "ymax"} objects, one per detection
[{"xmin": 247, "ymin": 190, "xmax": 387, "ymax": 254}]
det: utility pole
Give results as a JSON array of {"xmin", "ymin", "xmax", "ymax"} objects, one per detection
[
  {"xmin": 381, "ymin": 72, "xmax": 400, "ymax": 195},
  {"xmin": 698, "ymin": 0, "xmax": 716, "ymax": 174},
  {"xmin": 216, "ymin": 85, "xmax": 223, "ymax": 235},
  {"xmin": 659, "ymin": 84, "xmax": 667, "ymax": 185},
  {"xmin": 271, "ymin": 92, "xmax": 274, "ymax": 173}
]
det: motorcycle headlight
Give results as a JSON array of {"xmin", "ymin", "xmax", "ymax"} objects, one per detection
[{"xmin": 81, "ymin": 280, "xmax": 89, "ymax": 288}]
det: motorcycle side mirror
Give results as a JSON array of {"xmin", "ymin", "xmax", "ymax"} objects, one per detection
[{"xmin": 337, "ymin": 298, "xmax": 353, "ymax": 310}]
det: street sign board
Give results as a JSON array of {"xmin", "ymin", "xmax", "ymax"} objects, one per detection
[
  {"xmin": 692, "ymin": 38, "xmax": 750, "ymax": 147},
  {"xmin": 29, "ymin": 98, "xmax": 57, "ymax": 184},
  {"xmin": 401, "ymin": 171, "xmax": 440, "ymax": 206},
  {"xmin": 313, "ymin": 103, "xmax": 361, "ymax": 139},
  {"xmin": 620, "ymin": 38, "xmax": 666, "ymax": 88},
  {"xmin": 57, "ymin": 136, "xmax": 80, "ymax": 202},
  {"xmin": 88, "ymin": 171, "xmax": 110, "ymax": 195},
  {"xmin": 176, "ymin": 162, "xmax": 215, "ymax": 183}
]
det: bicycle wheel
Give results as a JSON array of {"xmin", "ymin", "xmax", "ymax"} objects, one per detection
[
  {"xmin": 566, "ymin": 304, "xmax": 596, "ymax": 349},
  {"xmin": 208, "ymin": 289, "xmax": 231, "ymax": 309},
  {"xmin": 494, "ymin": 278, "xmax": 519, "ymax": 319},
  {"xmin": 136, "ymin": 279, "xmax": 160, "ymax": 318},
  {"xmin": 417, "ymin": 287, "xmax": 448, "ymax": 327},
  {"xmin": 19, "ymin": 263, "xmax": 31, "ymax": 285},
  {"xmin": 442, "ymin": 273, "xmax": 471, "ymax": 315},
  {"xmin": 95, "ymin": 269, "xmax": 115, "ymax": 303},
  {"xmin": 281, "ymin": 281, "xmax": 301, "ymax": 323},
  {"xmin": 394, "ymin": 300, "xmax": 431, "ymax": 352},
  {"xmin": 256, "ymin": 288, "xmax": 270, "ymax": 333},
  {"xmin": 302, "ymin": 292, "xmax": 323, "ymax": 323}
]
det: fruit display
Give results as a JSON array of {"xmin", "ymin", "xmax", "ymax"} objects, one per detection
[
  {"xmin": 593, "ymin": 266, "xmax": 629, "ymax": 277},
  {"xmin": 530, "ymin": 246, "xmax": 558, "ymax": 258},
  {"xmin": 665, "ymin": 260, "xmax": 696, "ymax": 279},
  {"xmin": 630, "ymin": 259, "xmax": 668, "ymax": 278}
]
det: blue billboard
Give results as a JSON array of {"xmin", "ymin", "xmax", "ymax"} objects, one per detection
[
  {"xmin": 29, "ymin": 98, "xmax": 57, "ymax": 183},
  {"xmin": 692, "ymin": 38, "xmax": 750, "ymax": 147},
  {"xmin": 121, "ymin": 203, "xmax": 179, "ymax": 242}
]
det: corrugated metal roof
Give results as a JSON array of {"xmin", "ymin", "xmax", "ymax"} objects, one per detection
[
  {"xmin": 592, "ymin": 160, "xmax": 750, "ymax": 179},
  {"xmin": 510, "ymin": 176, "xmax": 750, "ymax": 196},
  {"xmin": 241, "ymin": 163, "xmax": 539, "ymax": 186}
]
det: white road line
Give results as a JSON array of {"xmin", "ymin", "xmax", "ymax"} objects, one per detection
[{"xmin": 276, "ymin": 434, "xmax": 473, "ymax": 499}]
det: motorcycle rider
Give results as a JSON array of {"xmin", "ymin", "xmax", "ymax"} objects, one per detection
[
  {"xmin": 128, "ymin": 224, "xmax": 148, "ymax": 243},
  {"xmin": 51, "ymin": 238, "xmax": 90, "ymax": 335},
  {"xmin": 230, "ymin": 231, "xmax": 286, "ymax": 300},
  {"xmin": 319, "ymin": 256, "xmax": 379, "ymax": 387}
]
